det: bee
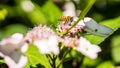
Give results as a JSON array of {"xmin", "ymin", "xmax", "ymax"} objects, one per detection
[{"xmin": 58, "ymin": 16, "xmax": 73, "ymax": 24}]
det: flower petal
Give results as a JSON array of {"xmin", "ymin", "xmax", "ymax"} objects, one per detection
[
  {"xmin": 5, "ymin": 53, "xmax": 27, "ymax": 68},
  {"xmin": 76, "ymin": 37, "xmax": 101, "ymax": 59},
  {"xmin": 34, "ymin": 40, "xmax": 51, "ymax": 54},
  {"xmin": 48, "ymin": 36, "xmax": 59, "ymax": 55}
]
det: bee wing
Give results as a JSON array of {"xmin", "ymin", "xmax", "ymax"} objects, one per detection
[{"xmin": 83, "ymin": 17, "xmax": 113, "ymax": 37}]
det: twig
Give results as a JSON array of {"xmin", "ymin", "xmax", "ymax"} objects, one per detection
[
  {"xmin": 57, "ymin": 48, "xmax": 71, "ymax": 68},
  {"xmin": 46, "ymin": 54, "xmax": 53, "ymax": 67}
]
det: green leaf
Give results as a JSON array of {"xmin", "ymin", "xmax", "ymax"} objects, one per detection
[
  {"xmin": 16, "ymin": 0, "xmax": 47, "ymax": 25},
  {"xmin": 0, "ymin": 30, "xmax": 5, "ymax": 40},
  {"xmin": 25, "ymin": 45, "xmax": 51, "ymax": 68},
  {"xmin": 96, "ymin": 61, "xmax": 114, "ymax": 68},
  {"xmin": 42, "ymin": 1, "xmax": 62, "ymax": 26},
  {"xmin": 85, "ymin": 16, "xmax": 120, "ymax": 44},
  {"xmin": 27, "ymin": 3, "xmax": 47, "ymax": 25},
  {"xmin": 0, "ymin": 9, "xmax": 8, "ymax": 21},
  {"xmin": 4, "ymin": 24, "xmax": 28, "ymax": 36},
  {"xmin": 56, "ymin": 57, "xmax": 63, "ymax": 68},
  {"xmin": 0, "ymin": 5, "xmax": 17, "ymax": 17},
  {"xmin": 0, "ymin": 59, "xmax": 5, "ymax": 63},
  {"xmin": 82, "ymin": 57, "xmax": 101, "ymax": 67},
  {"xmin": 111, "ymin": 35, "xmax": 120, "ymax": 63}
]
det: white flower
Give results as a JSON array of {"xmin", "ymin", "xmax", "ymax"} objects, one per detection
[
  {"xmin": 21, "ymin": 0, "xmax": 34, "ymax": 12},
  {"xmin": 77, "ymin": 19, "xmax": 85, "ymax": 27},
  {"xmin": 59, "ymin": 35, "xmax": 79, "ymax": 48},
  {"xmin": 63, "ymin": 2, "xmax": 76, "ymax": 16},
  {"xmin": 25, "ymin": 25, "xmax": 60, "ymax": 55},
  {"xmin": 0, "ymin": 33, "xmax": 28, "ymax": 68},
  {"xmin": 34, "ymin": 36, "xmax": 59, "ymax": 55},
  {"xmin": 76, "ymin": 37, "xmax": 101, "ymax": 59}
]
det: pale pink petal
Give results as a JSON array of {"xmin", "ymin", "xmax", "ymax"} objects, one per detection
[
  {"xmin": 21, "ymin": 0, "xmax": 34, "ymax": 12},
  {"xmin": 5, "ymin": 54, "xmax": 27, "ymax": 68},
  {"xmin": 76, "ymin": 37, "xmax": 101, "ymax": 59},
  {"xmin": 0, "ymin": 33, "xmax": 28, "ymax": 68},
  {"xmin": 21, "ymin": 43, "xmax": 28, "ymax": 53},
  {"xmin": 63, "ymin": 2, "xmax": 76, "ymax": 16},
  {"xmin": 34, "ymin": 40, "xmax": 51, "ymax": 54},
  {"xmin": 26, "ymin": 25, "xmax": 60, "ymax": 55},
  {"xmin": 48, "ymin": 36, "xmax": 59, "ymax": 55}
]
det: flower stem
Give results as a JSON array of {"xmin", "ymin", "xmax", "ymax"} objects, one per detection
[
  {"xmin": 46, "ymin": 55, "xmax": 53, "ymax": 67},
  {"xmin": 62, "ymin": 0, "xmax": 96, "ymax": 37},
  {"xmin": 77, "ymin": 55, "xmax": 85, "ymax": 67},
  {"xmin": 57, "ymin": 48, "xmax": 71, "ymax": 68},
  {"xmin": 52, "ymin": 54, "xmax": 57, "ymax": 68},
  {"xmin": 46, "ymin": 54, "xmax": 57, "ymax": 68}
]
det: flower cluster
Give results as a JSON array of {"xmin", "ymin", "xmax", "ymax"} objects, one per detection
[
  {"xmin": 24, "ymin": 25, "xmax": 59, "ymax": 55},
  {"xmin": 0, "ymin": 1, "xmax": 103, "ymax": 68},
  {"xmin": 0, "ymin": 17, "xmax": 102, "ymax": 68},
  {"xmin": 57, "ymin": 16, "xmax": 85, "ymax": 34},
  {"xmin": 57, "ymin": 16, "xmax": 101, "ymax": 59}
]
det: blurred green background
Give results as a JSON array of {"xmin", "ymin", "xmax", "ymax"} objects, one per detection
[{"xmin": 0, "ymin": 0, "xmax": 120, "ymax": 68}]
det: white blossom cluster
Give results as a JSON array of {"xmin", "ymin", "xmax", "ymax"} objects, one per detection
[
  {"xmin": 0, "ymin": 21, "xmax": 101, "ymax": 67},
  {"xmin": 0, "ymin": 1, "xmax": 102, "ymax": 68},
  {"xmin": 0, "ymin": 22, "xmax": 101, "ymax": 68},
  {"xmin": 57, "ymin": 16, "xmax": 101, "ymax": 59}
]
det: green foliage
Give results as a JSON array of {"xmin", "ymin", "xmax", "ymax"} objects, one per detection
[
  {"xmin": 0, "ymin": 59, "xmax": 5, "ymax": 63},
  {"xmin": 85, "ymin": 17, "xmax": 120, "ymax": 44},
  {"xmin": 111, "ymin": 35, "xmax": 120, "ymax": 63},
  {"xmin": 0, "ymin": 30, "xmax": 5, "ymax": 40},
  {"xmin": 82, "ymin": 57, "xmax": 101, "ymax": 67},
  {"xmin": 96, "ymin": 61, "xmax": 114, "ymax": 68},
  {"xmin": 0, "ymin": 24, "xmax": 28, "ymax": 39},
  {"xmin": 25, "ymin": 45, "xmax": 51, "ymax": 68},
  {"xmin": 42, "ymin": 1, "xmax": 62, "ymax": 27},
  {"xmin": 18, "ymin": 0, "xmax": 62, "ymax": 27},
  {"xmin": 26, "ymin": 3, "xmax": 47, "ymax": 25},
  {"xmin": 0, "ymin": 0, "xmax": 120, "ymax": 68},
  {"xmin": 0, "ymin": 9, "xmax": 8, "ymax": 21},
  {"xmin": 4, "ymin": 24, "xmax": 28, "ymax": 35}
]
